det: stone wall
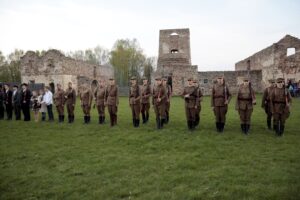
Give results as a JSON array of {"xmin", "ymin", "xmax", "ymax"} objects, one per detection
[
  {"xmin": 20, "ymin": 49, "xmax": 113, "ymax": 93},
  {"xmin": 235, "ymin": 35, "xmax": 300, "ymax": 88},
  {"xmin": 198, "ymin": 70, "xmax": 262, "ymax": 95}
]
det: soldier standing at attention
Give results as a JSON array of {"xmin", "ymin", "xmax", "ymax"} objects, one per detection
[
  {"xmin": 236, "ymin": 77, "xmax": 256, "ymax": 134},
  {"xmin": 12, "ymin": 85, "xmax": 22, "ymax": 120},
  {"xmin": 270, "ymin": 78, "xmax": 292, "ymax": 136},
  {"xmin": 94, "ymin": 80, "xmax": 106, "ymax": 124},
  {"xmin": 140, "ymin": 76, "xmax": 151, "ymax": 124},
  {"xmin": 21, "ymin": 83, "xmax": 32, "ymax": 121},
  {"xmin": 261, "ymin": 79, "xmax": 276, "ymax": 130},
  {"xmin": 54, "ymin": 83, "xmax": 65, "ymax": 123},
  {"xmin": 106, "ymin": 77, "xmax": 119, "ymax": 127},
  {"xmin": 0, "ymin": 85, "xmax": 4, "ymax": 120},
  {"xmin": 211, "ymin": 76, "xmax": 232, "ymax": 132},
  {"xmin": 4, "ymin": 84, "xmax": 13, "ymax": 120},
  {"xmin": 162, "ymin": 76, "xmax": 172, "ymax": 124},
  {"xmin": 65, "ymin": 82, "xmax": 76, "ymax": 123},
  {"xmin": 80, "ymin": 84, "xmax": 93, "ymax": 124},
  {"xmin": 181, "ymin": 78, "xmax": 197, "ymax": 131},
  {"xmin": 193, "ymin": 79, "xmax": 203, "ymax": 128},
  {"xmin": 129, "ymin": 76, "xmax": 141, "ymax": 127},
  {"xmin": 152, "ymin": 76, "xmax": 167, "ymax": 129}
]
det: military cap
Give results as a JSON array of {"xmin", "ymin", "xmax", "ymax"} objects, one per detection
[
  {"xmin": 276, "ymin": 78, "xmax": 284, "ymax": 83},
  {"xmin": 130, "ymin": 76, "xmax": 137, "ymax": 80},
  {"xmin": 109, "ymin": 77, "xmax": 115, "ymax": 80},
  {"xmin": 21, "ymin": 83, "xmax": 28, "ymax": 86},
  {"xmin": 13, "ymin": 85, "xmax": 19, "ymax": 88},
  {"xmin": 187, "ymin": 77, "xmax": 193, "ymax": 81},
  {"xmin": 141, "ymin": 76, "xmax": 148, "ymax": 80},
  {"xmin": 242, "ymin": 77, "xmax": 250, "ymax": 81},
  {"xmin": 268, "ymin": 79, "xmax": 275, "ymax": 83},
  {"xmin": 155, "ymin": 76, "xmax": 162, "ymax": 80},
  {"xmin": 162, "ymin": 76, "xmax": 168, "ymax": 81},
  {"xmin": 216, "ymin": 75, "xmax": 224, "ymax": 79}
]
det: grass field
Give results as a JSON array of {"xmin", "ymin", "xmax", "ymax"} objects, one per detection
[{"xmin": 0, "ymin": 95, "xmax": 300, "ymax": 200}]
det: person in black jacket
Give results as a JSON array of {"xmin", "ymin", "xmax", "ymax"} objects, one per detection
[
  {"xmin": 4, "ymin": 84, "xmax": 13, "ymax": 120},
  {"xmin": 0, "ymin": 84, "xmax": 4, "ymax": 120},
  {"xmin": 12, "ymin": 85, "xmax": 22, "ymax": 120},
  {"xmin": 21, "ymin": 83, "xmax": 32, "ymax": 121}
]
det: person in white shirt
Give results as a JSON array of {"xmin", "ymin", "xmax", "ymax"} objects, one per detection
[{"xmin": 42, "ymin": 86, "xmax": 54, "ymax": 121}]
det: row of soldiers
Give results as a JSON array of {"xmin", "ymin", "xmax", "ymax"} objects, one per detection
[{"xmin": 1, "ymin": 76, "xmax": 292, "ymax": 136}]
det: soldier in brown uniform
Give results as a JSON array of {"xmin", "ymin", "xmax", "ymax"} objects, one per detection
[
  {"xmin": 106, "ymin": 77, "xmax": 119, "ymax": 127},
  {"xmin": 64, "ymin": 82, "xmax": 76, "ymax": 123},
  {"xmin": 162, "ymin": 76, "xmax": 172, "ymax": 124},
  {"xmin": 270, "ymin": 78, "xmax": 292, "ymax": 136},
  {"xmin": 140, "ymin": 76, "xmax": 151, "ymax": 124},
  {"xmin": 152, "ymin": 76, "xmax": 167, "ymax": 129},
  {"xmin": 94, "ymin": 80, "xmax": 107, "ymax": 124},
  {"xmin": 129, "ymin": 76, "xmax": 141, "ymax": 127},
  {"xmin": 181, "ymin": 77, "xmax": 198, "ymax": 131},
  {"xmin": 80, "ymin": 84, "xmax": 93, "ymax": 124},
  {"xmin": 261, "ymin": 79, "xmax": 276, "ymax": 130},
  {"xmin": 54, "ymin": 83, "xmax": 65, "ymax": 123},
  {"xmin": 236, "ymin": 77, "xmax": 256, "ymax": 134},
  {"xmin": 211, "ymin": 76, "xmax": 232, "ymax": 132},
  {"xmin": 193, "ymin": 79, "xmax": 203, "ymax": 128}
]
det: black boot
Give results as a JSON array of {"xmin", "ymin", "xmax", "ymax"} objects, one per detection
[
  {"xmin": 191, "ymin": 121, "xmax": 195, "ymax": 131},
  {"xmin": 187, "ymin": 121, "xmax": 191, "ymax": 130},
  {"xmin": 156, "ymin": 118, "xmax": 161, "ymax": 129},
  {"xmin": 246, "ymin": 124, "xmax": 250, "ymax": 134},
  {"xmin": 165, "ymin": 112, "xmax": 169, "ymax": 124},
  {"xmin": 84, "ymin": 116, "xmax": 87, "ymax": 124},
  {"xmin": 99, "ymin": 116, "xmax": 102, "ymax": 124},
  {"xmin": 241, "ymin": 124, "xmax": 245, "ymax": 133},
  {"xmin": 146, "ymin": 113, "xmax": 149, "ymax": 123},
  {"xmin": 216, "ymin": 122, "xmax": 220, "ymax": 132},
  {"xmin": 102, "ymin": 116, "xmax": 105, "ymax": 124},
  {"xmin": 136, "ymin": 119, "xmax": 140, "ymax": 127},
  {"xmin": 195, "ymin": 115, "xmax": 199, "ymax": 127},
  {"xmin": 58, "ymin": 115, "xmax": 62, "ymax": 123},
  {"xmin": 62, "ymin": 115, "xmax": 64, "ymax": 122},
  {"xmin": 279, "ymin": 125, "xmax": 285, "ymax": 136},
  {"xmin": 160, "ymin": 118, "xmax": 165, "ymax": 129},
  {"xmin": 220, "ymin": 123, "xmax": 224, "ymax": 133},
  {"xmin": 142, "ymin": 113, "xmax": 146, "ymax": 124},
  {"xmin": 267, "ymin": 119, "xmax": 271, "ymax": 130},
  {"xmin": 88, "ymin": 116, "xmax": 91, "ymax": 124},
  {"xmin": 133, "ymin": 118, "xmax": 136, "ymax": 127},
  {"xmin": 72, "ymin": 115, "xmax": 75, "ymax": 123}
]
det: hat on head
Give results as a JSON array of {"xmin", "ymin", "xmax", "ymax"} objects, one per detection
[
  {"xmin": 242, "ymin": 77, "xmax": 250, "ymax": 81},
  {"xmin": 109, "ymin": 77, "xmax": 115, "ymax": 80},
  {"xmin": 21, "ymin": 83, "xmax": 28, "ymax": 87},
  {"xmin": 268, "ymin": 79, "xmax": 275, "ymax": 83},
  {"xmin": 130, "ymin": 76, "xmax": 137, "ymax": 80},
  {"xmin": 276, "ymin": 78, "xmax": 284, "ymax": 83},
  {"xmin": 155, "ymin": 76, "xmax": 162, "ymax": 80},
  {"xmin": 187, "ymin": 77, "xmax": 193, "ymax": 81},
  {"xmin": 142, "ymin": 76, "xmax": 148, "ymax": 80}
]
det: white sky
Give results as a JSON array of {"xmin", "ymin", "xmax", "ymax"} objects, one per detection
[{"xmin": 0, "ymin": 0, "xmax": 299, "ymax": 71}]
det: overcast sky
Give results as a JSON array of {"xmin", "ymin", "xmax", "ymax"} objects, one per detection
[{"xmin": 0, "ymin": 0, "xmax": 299, "ymax": 71}]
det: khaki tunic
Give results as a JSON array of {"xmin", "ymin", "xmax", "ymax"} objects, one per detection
[
  {"xmin": 129, "ymin": 84, "xmax": 141, "ymax": 120},
  {"xmin": 270, "ymin": 87, "xmax": 292, "ymax": 125},
  {"xmin": 80, "ymin": 89, "xmax": 93, "ymax": 115},
  {"xmin": 65, "ymin": 88, "xmax": 76, "ymax": 116},
  {"xmin": 141, "ymin": 84, "xmax": 151, "ymax": 113},
  {"xmin": 236, "ymin": 85, "xmax": 255, "ymax": 124},
  {"xmin": 262, "ymin": 86, "xmax": 275, "ymax": 115},
  {"xmin": 95, "ymin": 86, "xmax": 106, "ymax": 116},
  {"xmin": 211, "ymin": 84, "xmax": 231, "ymax": 123},
  {"xmin": 181, "ymin": 86, "xmax": 197, "ymax": 121},
  {"xmin": 54, "ymin": 89, "xmax": 65, "ymax": 115},
  {"xmin": 152, "ymin": 84, "xmax": 166, "ymax": 119},
  {"xmin": 195, "ymin": 86, "xmax": 203, "ymax": 118},
  {"xmin": 106, "ymin": 85, "xmax": 119, "ymax": 125}
]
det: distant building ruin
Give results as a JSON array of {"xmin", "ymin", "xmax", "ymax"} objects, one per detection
[{"xmin": 20, "ymin": 49, "xmax": 113, "ymax": 93}]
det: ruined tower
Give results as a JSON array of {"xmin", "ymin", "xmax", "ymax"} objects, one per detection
[{"xmin": 156, "ymin": 28, "xmax": 198, "ymax": 95}]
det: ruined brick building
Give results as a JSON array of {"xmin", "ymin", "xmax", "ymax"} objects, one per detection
[
  {"xmin": 155, "ymin": 28, "xmax": 300, "ymax": 95},
  {"xmin": 20, "ymin": 49, "xmax": 113, "ymax": 93}
]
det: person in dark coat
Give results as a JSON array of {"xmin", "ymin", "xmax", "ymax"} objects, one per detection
[
  {"xmin": 4, "ymin": 84, "xmax": 13, "ymax": 120},
  {"xmin": 0, "ymin": 84, "xmax": 4, "ymax": 120},
  {"xmin": 12, "ymin": 85, "xmax": 22, "ymax": 120},
  {"xmin": 21, "ymin": 83, "xmax": 32, "ymax": 121}
]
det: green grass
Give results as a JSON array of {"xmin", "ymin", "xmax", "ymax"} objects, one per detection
[{"xmin": 0, "ymin": 95, "xmax": 300, "ymax": 200}]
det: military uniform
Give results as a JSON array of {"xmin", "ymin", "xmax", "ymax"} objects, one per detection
[
  {"xmin": 54, "ymin": 88, "xmax": 65, "ymax": 122},
  {"xmin": 129, "ymin": 76, "xmax": 141, "ymax": 127},
  {"xmin": 261, "ymin": 79, "xmax": 276, "ymax": 130},
  {"xmin": 193, "ymin": 80, "xmax": 203, "ymax": 128},
  {"xmin": 0, "ymin": 86, "xmax": 4, "ymax": 120},
  {"xmin": 152, "ymin": 76, "xmax": 167, "ymax": 129},
  {"xmin": 4, "ymin": 87, "xmax": 13, "ymax": 120},
  {"xmin": 236, "ymin": 78, "xmax": 256, "ymax": 134},
  {"xmin": 95, "ymin": 85, "xmax": 106, "ymax": 124},
  {"xmin": 12, "ymin": 87, "xmax": 22, "ymax": 120},
  {"xmin": 106, "ymin": 78, "xmax": 119, "ymax": 127},
  {"xmin": 140, "ymin": 77, "xmax": 151, "ymax": 124},
  {"xmin": 211, "ymin": 78, "xmax": 231, "ymax": 132},
  {"xmin": 65, "ymin": 87, "xmax": 76, "ymax": 123},
  {"xmin": 270, "ymin": 78, "xmax": 292, "ymax": 136},
  {"xmin": 181, "ymin": 78, "xmax": 198, "ymax": 130},
  {"xmin": 80, "ymin": 88, "xmax": 93, "ymax": 124},
  {"xmin": 163, "ymin": 77, "xmax": 172, "ymax": 124}
]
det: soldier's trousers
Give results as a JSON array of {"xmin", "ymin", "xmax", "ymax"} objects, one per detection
[
  {"xmin": 238, "ymin": 109, "xmax": 253, "ymax": 124},
  {"xmin": 14, "ymin": 105, "xmax": 21, "ymax": 120},
  {"xmin": 108, "ymin": 105, "xmax": 117, "ymax": 126},
  {"xmin": 0, "ymin": 104, "xmax": 4, "ymax": 119},
  {"xmin": 141, "ymin": 103, "xmax": 150, "ymax": 116},
  {"xmin": 5, "ymin": 104, "xmax": 12, "ymax": 119},
  {"xmin": 214, "ymin": 106, "xmax": 227, "ymax": 123},
  {"xmin": 56, "ymin": 105, "xmax": 64, "ymax": 116},
  {"xmin": 273, "ymin": 112, "xmax": 290, "ymax": 126},
  {"xmin": 185, "ymin": 107, "xmax": 196, "ymax": 122},
  {"xmin": 82, "ymin": 105, "xmax": 91, "ymax": 116},
  {"xmin": 195, "ymin": 105, "xmax": 201, "ymax": 124},
  {"xmin": 264, "ymin": 103, "xmax": 273, "ymax": 124},
  {"xmin": 130, "ymin": 104, "xmax": 140, "ymax": 120},
  {"xmin": 154, "ymin": 104, "xmax": 166, "ymax": 119},
  {"xmin": 166, "ymin": 101, "xmax": 170, "ymax": 113},
  {"xmin": 97, "ymin": 104, "xmax": 105, "ymax": 117},
  {"xmin": 66, "ymin": 104, "xmax": 75, "ymax": 116}
]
